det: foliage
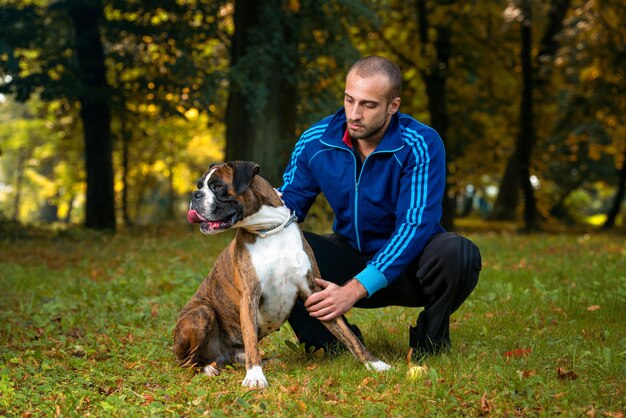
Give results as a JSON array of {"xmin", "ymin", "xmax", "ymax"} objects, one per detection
[
  {"xmin": 543, "ymin": 0, "xmax": 626, "ymax": 214},
  {"xmin": 0, "ymin": 0, "xmax": 625, "ymax": 227},
  {"xmin": 0, "ymin": 226, "xmax": 624, "ymax": 416},
  {"xmin": 0, "ymin": 97, "xmax": 84, "ymax": 222}
]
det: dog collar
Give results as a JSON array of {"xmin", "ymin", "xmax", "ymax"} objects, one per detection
[{"xmin": 246, "ymin": 212, "xmax": 298, "ymax": 238}]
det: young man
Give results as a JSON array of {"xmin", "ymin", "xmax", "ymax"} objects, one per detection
[{"xmin": 278, "ymin": 56, "xmax": 481, "ymax": 357}]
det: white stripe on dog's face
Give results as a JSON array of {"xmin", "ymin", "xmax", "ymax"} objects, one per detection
[{"xmin": 193, "ymin": 167, "xmax": 218, "ymax": 214}]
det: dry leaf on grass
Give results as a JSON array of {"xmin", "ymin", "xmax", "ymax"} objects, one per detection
[
  {"xmin": 503, "ymin": 347, "xmax": 532, "ymax": 359},
  {"xmin": 556, "ymin": 367, "xmax": 578, "ymax": 380},
  {"xmin": 481, "ymin": 392, "xmax": 492, "ymax": 413}
]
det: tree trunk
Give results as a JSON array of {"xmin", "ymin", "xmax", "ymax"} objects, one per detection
[
  {"xmin": 11, "ymin": 148, "xmax": 26, "ymax": 222},
  {"xmin": 491, "ymin": 152, "xmax": 521, "ymax": 220},
  {"xmin": 491, "ymin": 0, "xmax": 570, "ymax": 228},
  {"xmin": 416, "ymin": 0, "xmax": 455, "ymax": 231},
  {"xmin": 68, "ymin": 0, "xmax": 116, "ymax": 230},
  {"xmin": 166, "ymin": 151, "xmax": 176, "ymax": 220},
  {"xmin": 602, "ymin": 141, "xmax": 626, "ymax": 230},
  {"xmin": 225, "ymin": 0, "xmax": 297, "ymax": 186},
  {"xmin": 518, "ymin": 0, "xmax": 539, "ymax": 232},
  {"xmin": 120, "ymin": 106, "xmax": 132, "ymax": 226},
  {"xmin": 492, "ymin": 1, "xmax": 538, "ymax": 228}
]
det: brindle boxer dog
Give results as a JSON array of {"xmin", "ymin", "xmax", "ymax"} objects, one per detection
[{"xmin": 174, "ymin": 161, "xmax": 390, "ymax": 388}]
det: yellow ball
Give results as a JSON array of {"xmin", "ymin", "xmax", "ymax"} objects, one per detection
[{"xmin": 406, "ymin": 365, "xmax": 429, "ymax": 380}]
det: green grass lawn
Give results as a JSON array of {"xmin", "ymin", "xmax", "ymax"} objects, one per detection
[{"xmin": 1, "ymin": 224, "xmax": 624, "ymax": 416}]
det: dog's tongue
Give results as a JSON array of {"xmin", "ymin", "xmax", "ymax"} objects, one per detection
[
  {"xmin": 187, "ymin": 209, "xmax": 207, "ymax": 224},
  {"xmin": 188, "ymin": 210, "xmax": 224, "ymax": 230}
]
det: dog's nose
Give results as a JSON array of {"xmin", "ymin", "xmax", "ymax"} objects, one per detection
[{"xmin": 193, "ymin": 190, "xmax": 205, "ymax": 200}]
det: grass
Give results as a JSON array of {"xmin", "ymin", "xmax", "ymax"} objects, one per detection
[{"xmin": 0, "ymin": 223, "xmax": 624, "ymax": 416}]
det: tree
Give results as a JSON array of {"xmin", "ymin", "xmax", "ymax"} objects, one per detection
[
  {"xmin": 67, "ymin": 0, "xmax": 116, "ymax": 229},
  {"xmin": 224, "ymin": 0, "xmax": 297, "ymax": 185},
  {"xmin": 1, "ymin": 0, "xmax": 226, "ymax": 227},
  {"xmin": 362, "ymin": 0, "xmax": 514, "ymax": 229},
  {"xmin": 414, "ymin": 0, "xmax": 455, "ymax": 230},
  {"xmin": 1, "ymin": 1, "xmax": 116, "ymax": 228},
  {"xmin": 225, "ymin": 0, "xmax": 372, "ymax": 185},
  {"xmin": 491, "ymin": 0, "xmax": 571, "ymax": 231}
]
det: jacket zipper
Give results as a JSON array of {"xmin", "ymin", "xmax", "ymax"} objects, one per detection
[
  {"xmin": 351, "ymin": 151, "xmax": 362, "ymax": 252},
  {"xmin": 319, "ymin": 140, "xmax": 402, "ymax": 253}
]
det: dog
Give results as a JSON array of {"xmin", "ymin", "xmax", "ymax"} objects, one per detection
[{"xmin": 173, "ymin": 161, "xmax": 390, "ymax": 388}]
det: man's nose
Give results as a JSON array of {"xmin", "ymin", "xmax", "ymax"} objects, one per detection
[
  {"xmin": 193, "ymin": 190, "xmax": 205, "ymax": 200},
  {"xmin": 348, "ymin": 105, "xmax": 361, "ymax": 120}
]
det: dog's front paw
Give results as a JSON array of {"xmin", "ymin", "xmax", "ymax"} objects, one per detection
[
  {"xmin": 242, "ymin": 365, "xmax": 268, "ymax": 388},
  {"xmin": 366, "ymin": 360, "xmax": 392, "ymax": 372}
]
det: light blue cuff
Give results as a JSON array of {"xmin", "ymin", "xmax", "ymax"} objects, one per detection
[{"xmin": 355, "ymin": 264, "xmax": 388, "ymax": 297}]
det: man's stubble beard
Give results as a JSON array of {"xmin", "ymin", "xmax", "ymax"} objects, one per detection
[{"xmin": 348, "ymin": 113, "xmax": 390, "ymax": 141}]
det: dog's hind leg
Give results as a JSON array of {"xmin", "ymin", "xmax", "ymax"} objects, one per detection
[
  {"xmin": 297, "ymin": 281, "xmax": 391, "ymax": 372},
  {"xmin": 322, "ymin": 316, "xmax": 391, "ymax": 371},
  {"xmin": 173, "ymin": 303, "xmax": 223, "ymax": 375}
]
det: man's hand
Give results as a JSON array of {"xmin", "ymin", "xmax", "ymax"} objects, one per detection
[{"xmin": 304, "ymin": 278, "xmax": 367, "ymax": 321}]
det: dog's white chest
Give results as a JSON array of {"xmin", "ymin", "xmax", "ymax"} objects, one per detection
[{"xmin": 246, "ymin": 224, "xmax": 311, "ymax": 336}]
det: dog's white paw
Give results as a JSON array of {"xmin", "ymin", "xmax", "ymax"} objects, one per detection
[
  {"xmin": 203, "ymin": 364, "xmax": 220, "ymax": 377},
  {"xmin": 366, "ymin": 360, "xmax": 392, "ymax": 372},
  {"xmin": 241, "ymin": 365, "xmax": 268, "ymax": 388}
]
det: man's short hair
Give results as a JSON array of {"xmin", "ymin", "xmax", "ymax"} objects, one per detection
[{"xmin": 348, "ymin": 56, "xmax": 402, "ymax": 101}]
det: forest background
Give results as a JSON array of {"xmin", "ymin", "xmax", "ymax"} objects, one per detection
[{"xmin": 0, "ymin": 0, "xmax": 625, "ymax": 233}]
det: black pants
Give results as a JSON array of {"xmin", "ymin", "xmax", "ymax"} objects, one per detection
[{"xmin": 288, "ymin": 231, "xmax": 482, "ymax": 355}]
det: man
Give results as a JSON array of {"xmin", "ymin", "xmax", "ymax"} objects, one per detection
[{"xmin": 278, "ymin": 56, "xmax": 481, "ymax": 357}]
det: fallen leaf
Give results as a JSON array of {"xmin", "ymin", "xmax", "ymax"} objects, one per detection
[
  {"xmin": 504, "ymin": 348, "xmax": 532, "ymax": 359},
  {"xmin": 602, "ymin": 412, "xmax": 624, "ymax": 418},
  {"xmin": 296, "ymin": 400, "xmax": 307, "ymax": 411},
  {"xmin": 587, "ymin": 305, "xmax": 601, "ymax": 312},
  {"xmin": 99, "ymin": 386, "xmax": 115, "ymax": 395},
  {"xmin": 481, "ymin": 392, "xmax": 492, "ymax": 413},
  {"xmin": 142, "ymin": 394, "xmax": 154, "ymax": 406},
  {"xmin": 556, "ymin": 367, "xmax": 578, "ymax": 380}
]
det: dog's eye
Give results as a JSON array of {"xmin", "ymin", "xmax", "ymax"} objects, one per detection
[
  {"xmin": 210, "ymin": 182, "xmax": 224, "ymax": 192},
  {"xmin": 196, "ymin": 180, "xmax": 203, "ymax": 189}
]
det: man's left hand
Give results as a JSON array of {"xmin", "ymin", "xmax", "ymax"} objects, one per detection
[{"xmin": 305, "ymin": 278, "xmax": 367, "ymax": 321}]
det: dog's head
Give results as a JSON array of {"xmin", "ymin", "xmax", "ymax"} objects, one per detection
[{"xmin": 187, "ymin": 161, "xmax": 281, "ymax": 235}]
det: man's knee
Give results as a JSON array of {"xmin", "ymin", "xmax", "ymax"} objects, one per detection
[
  {"xmin": 429, "ymin": 232, "xmax": 481, "ymax": 288},
  {"xmin": 447, "ymin": 234, "xmax": 481, "ymax": 308}
]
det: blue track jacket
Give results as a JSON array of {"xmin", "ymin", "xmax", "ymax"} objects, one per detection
[{"xmin": 279, "ymin": 108, "xmax": 446, "ymax": 297}]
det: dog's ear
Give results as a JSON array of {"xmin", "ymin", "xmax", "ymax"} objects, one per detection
[{"xmin": 229, "ymin": 161, "xmax": 260, "ymax": 195}]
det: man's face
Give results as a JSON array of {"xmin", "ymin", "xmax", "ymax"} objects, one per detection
[{"xmin": 344, "ymin": 72, "xmax": 400, "ymax": 141}]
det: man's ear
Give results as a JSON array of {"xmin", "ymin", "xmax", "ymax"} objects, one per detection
[
  {"xmin": 388, "ymin": 97, "xmax": 401, "ymax": 115},
  {"xmin": 229, "ymin": 161, "xmax": 261, "ymax": 195}
]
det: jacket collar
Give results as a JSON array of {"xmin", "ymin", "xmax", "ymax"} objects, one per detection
[{"xmin": 320, "ymin": 107, "xmax": 405, "ymax": 153}]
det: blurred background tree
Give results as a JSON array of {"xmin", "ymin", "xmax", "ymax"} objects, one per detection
[{"xmin": 0, "ymin": 0, "xmax": 624, "ymax": 232}]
